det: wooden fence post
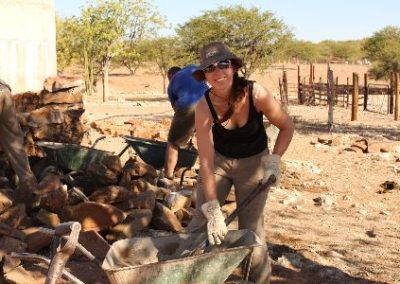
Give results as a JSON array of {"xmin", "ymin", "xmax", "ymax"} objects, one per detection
[
  {"xmin": 352, "ymin": 73, "xmax": 359, "ymax": 121},
  {"xmin": 309, "ymin": 63, "xmax": 314, "ymax": 105},
  {"xmin": 327, "ymin": 68, "xmax": 335, "ymax": 130},
  {"xmin": 297, "ymin": 65, "xmax": 302, "ymax": 104},
  {"xmin": 363, "ymin": 73, "xmax": 368, "ymax": 111},
  {"xmin": 390, "ymin": 72, "xmax": 395, "ymax": 114},
  {"xmin": 283, "ymin": 70, "xmax": 289, "ymax": 107},
  {"xmin": 346, "ymin": 77, "xmax": 350, "ymax": 107},
  {"xmin": 318, "ymin": 77, "xmax": 322, "ymax": 105},
  {"xmin": 395, "ymin": 72, "xmax": 399, "ymax": 121},
  {"xmin": 335, "ymin": 76, "xmax": 339, "ymax": 104}
]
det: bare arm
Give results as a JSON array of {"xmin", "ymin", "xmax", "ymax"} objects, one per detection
[
  {"xmin": 195, "ymin": 97, "xmax": 217, "ymax": 201},
  {"xmin": 253, "ymin": 84, "xmax": 294, "ymax": 156}
]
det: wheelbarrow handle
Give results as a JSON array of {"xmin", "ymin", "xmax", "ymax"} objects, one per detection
[{"xmin": 91, "ymin": 135, "xmax": 106, "ymax": 149}]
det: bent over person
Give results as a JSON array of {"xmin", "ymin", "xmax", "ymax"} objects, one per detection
[
  {"xmin": 0, "ymin": 79, "xmax": 38, "ymax": 208},
  {"xmin": 187, "ymin": 42, "xmax": 294, "ymax": 283},
  {"xmin": 158, "ymin": 65, "xmax": 208, "ymax": 188}
]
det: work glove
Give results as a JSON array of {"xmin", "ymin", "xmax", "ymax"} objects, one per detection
[
  {"xmin": 201, "ymin": 200, "xmax": 228, "ymax": 245},
  {"xmin": 261, "ymin": 154, "xmax": 281, "ymax": 185}
]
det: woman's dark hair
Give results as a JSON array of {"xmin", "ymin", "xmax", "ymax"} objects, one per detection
[
  {"xmin": 217, "ymin": 69, "xmax": 250, "ymax": 124},
  {"xmin": 230, "ymin": 71, "xmax": 250, "ymax": 104}
]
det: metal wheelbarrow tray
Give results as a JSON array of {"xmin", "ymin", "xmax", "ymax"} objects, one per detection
[
  {"xmin": 123, "ymin": 135, "xmax": 198, "ymax": 169},
  {"xmin": 37, "ymin": 141, "xmax": 113, "ymax": 172},
  {"xmin": 102, "ymin": 229, "xmax": 262, "ymax": 284}
]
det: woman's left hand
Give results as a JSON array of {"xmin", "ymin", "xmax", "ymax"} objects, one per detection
[{"xmin": 261, "ymin": 154, "xmax": 281, "ymax": 184}]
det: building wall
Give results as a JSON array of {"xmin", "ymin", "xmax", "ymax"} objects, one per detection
[{"xmin": 0, "ymin": 0, "xmax": 57, "ymax": 93}]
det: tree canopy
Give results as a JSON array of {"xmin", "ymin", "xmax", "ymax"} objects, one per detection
[
  {"xmin": 363, "ymin": 26, "xmax": 400, "ymax": 79},
  {"xmin": 56, "ymin": 0, "xmax": 164, "ymax": 100},
  {"xmin": 176, "ymin": 5, "xmax": 293, "ymax": 77}
]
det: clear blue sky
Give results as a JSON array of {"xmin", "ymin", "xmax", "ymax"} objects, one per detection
[{"xmin": 55, "ymin": 0, "xmax": 400, "ymax": 42}]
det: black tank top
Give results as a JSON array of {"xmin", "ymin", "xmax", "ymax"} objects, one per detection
[{"xmin": 205, "ymin": 82, "xmax": 268, "ymax": 158}]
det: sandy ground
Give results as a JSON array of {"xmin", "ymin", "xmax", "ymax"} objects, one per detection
[{"xmin": 79, "ymin": 63, "xmax": 399, "ymax": 284}]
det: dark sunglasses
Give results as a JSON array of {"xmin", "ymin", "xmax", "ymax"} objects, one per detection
[{"xmin": 203, "ymin": 60, "xmax": 231, "ymax": 73}]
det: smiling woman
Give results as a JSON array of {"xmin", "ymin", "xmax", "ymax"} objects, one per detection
[{"xmin": 186, "ymin": 41, "xmax": 294, "ymax": 283}]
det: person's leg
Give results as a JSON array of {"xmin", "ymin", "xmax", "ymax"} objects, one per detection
[
  {"xmin": 0, "ymin": 88, "xmax": 38, "ymax": 207},
  {"xmin": 232, "ymin": 150, "xmax": 271, "ymax": 284},
  {"xmin": 164, "ymin": 106, "xmax": 195, "ymax": 178},
  {"xmin": 0, "ymin": 88, "xmax": 36, "ymax": 184},
  {"xmin": 164, "ymin": 142, "xmax": 179, "ymax": 179}
]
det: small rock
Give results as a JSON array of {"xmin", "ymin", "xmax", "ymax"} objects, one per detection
[
  {"xmin": 366, "ymin": 229, "xmax": 376, "ymax": 238},
  {"xmin": 358, "ymin": 209, "xmax": 367, "ymax": 216}
]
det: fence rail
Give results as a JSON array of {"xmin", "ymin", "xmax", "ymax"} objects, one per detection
[{"xmin": 286, "ymin": 63, "xmax": 400, "ymax": 121}]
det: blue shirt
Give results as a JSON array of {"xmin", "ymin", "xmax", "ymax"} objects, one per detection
[{"xmin": 167, "ymin": 64, "xmax": 208, "ymax": 109}]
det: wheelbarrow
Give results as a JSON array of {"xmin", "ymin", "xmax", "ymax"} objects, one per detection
[
  {"xmin": 102, "ymin": 176, "xmax": 276, "ymax": 284},
  {"xmin": 122, "ymin": 135, "xmax": 198, "ymax": 186},
  {"xmin": 36, "ymin": 136, "xmax": 128, "ymax": 173},
  {"xmin": 102, "ymin": 229, "xmax": 262, "ymax": 284}
]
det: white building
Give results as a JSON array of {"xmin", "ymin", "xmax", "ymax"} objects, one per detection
[{"xmin": 0, "ymin": 0, "xmax": 57, "ymax": 93}]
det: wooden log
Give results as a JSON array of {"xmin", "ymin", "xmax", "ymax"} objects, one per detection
[
  {"xmin": 13, "ymin": 92, "xmax": 40, "ymax": 113},
  {"xmin": 46, "ymin": 222, "xmax": 81, "ymax": 284},
  {"xmin": 40, "ymin": 86, "xmax": 85, "ymax": 105},
  {"xmin": 10, "ymin": 252, "xmax": 84, "ymax": 284}
]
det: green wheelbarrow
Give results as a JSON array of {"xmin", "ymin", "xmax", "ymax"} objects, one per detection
[
  {"xmin": 36, "ymin": 141, "xmax": 114, "ymax": 172},
  {"xmin": 122, "ymin": 136, "xmax": 198, "ymax": 186},
  {"xmin": 122, "ymin": 136, "xmax": 198, "ymax": 170},
  {"xmin": 102, "ymin": 229, "xmax": 262, "ymax": 284}
]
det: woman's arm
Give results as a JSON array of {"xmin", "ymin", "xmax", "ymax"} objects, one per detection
[
  {"xmin": 253, "ymin": 83, "xmax": 294, "ymax": 156},
  {"xmin": 195, "ymin": 97, "xmax": 217, "ymax": 201}
]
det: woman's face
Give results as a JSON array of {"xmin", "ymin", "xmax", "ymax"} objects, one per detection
[{"xmin": 204, "ymin": 60, "xmax": 235, "ymax": 91}]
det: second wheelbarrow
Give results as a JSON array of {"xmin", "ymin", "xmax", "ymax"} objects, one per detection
[
  {"xmin": 122, "ymin": 136, "xmax": 198, "ymax": 186},
  {"xmin": 122, "ymin": 136, "xmax": 198, "ymax": 170}
]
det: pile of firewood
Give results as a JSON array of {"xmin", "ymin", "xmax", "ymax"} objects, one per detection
[
  {"xmin": 14, "ymin": 76, "xmax": 87, "ymax": 157},
  {"xmin": 0, "ymin": 152, "xmax": 207, "ymax": 283}
]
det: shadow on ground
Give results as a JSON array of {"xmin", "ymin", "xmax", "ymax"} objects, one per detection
[
  {"xmin": 293, "ymin": 116, "xmax": 399, "ymax": 141},
  {"xmin": 268, "ymin": 243, "xmax": 386, "ymax": 284}
]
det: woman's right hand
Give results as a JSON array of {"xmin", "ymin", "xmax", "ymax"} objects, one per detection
[{"xmin": 201, "ymin": 200, "xmax": 228, "ymax": 245}]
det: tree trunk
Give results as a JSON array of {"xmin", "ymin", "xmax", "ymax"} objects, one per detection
[
  {"xmin": 83, "ymin": 47, "xmax": 95, "ymax": 97},
  {"xmin": 162, "ymin": 74, "xmax": 166, "ymax": 94},
  {"xmin": 101, "ymin": 58, "xmax": 111, "ymax": 103}
]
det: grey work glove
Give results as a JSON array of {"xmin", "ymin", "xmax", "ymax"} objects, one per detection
[
  {"xmin": 261, "ymin": 154, "xmax": 281, "ymax": 184},
  {"xmin": 201, "ymin": 200, "xmax": 228, "ymax": 245}
]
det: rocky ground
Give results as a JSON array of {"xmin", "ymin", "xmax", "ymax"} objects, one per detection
[{"xmin": 81, "ymin": 89, "xmax": 400, "ymax": 283}]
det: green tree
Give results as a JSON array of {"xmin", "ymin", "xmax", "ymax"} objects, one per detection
[
  {"xmin": 140, "ymin": 37, "xmax": 188, "ymax": 93},
  {"xmin": 59, "ymin": 0, "xmax": 163, "ymax": 101},
  {"xmin": 282, "ymin": 40, "xmax": 320, "ymax": 63},
  {"xmin": 363, "ymin": 26, "xmax": 400, "ymax": 79},
  {"xmin": 317, "ymin": 40, "xmax": 363, "ymax": 63},
  {"xmin": 176, "ymin": 5, "xmax": 292, "ymax": 77},
  {"xmin": 56, "ymin": 16, "xmax": 79, "ymax": 72}
]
